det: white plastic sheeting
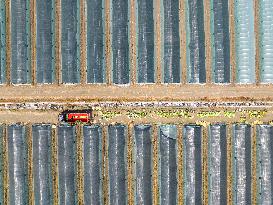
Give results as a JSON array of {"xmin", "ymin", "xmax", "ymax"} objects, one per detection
[
  {"xmin": 183, "ymin": 125, "xmax": 202, "ymax": 204},
  {"xmin": 7, "ymin": 124, "xmax": 28, "ymax": 205},
  {"xmin": 208, "ymin": 124, "xmax": 227, "ymax": 205},
  {"xmin": 256, "ymin": 125, "xmax": 273, "ymax": 205},
  {"xmin": 134, "ymin": 125, "xmax": 152, "ymax": 204},
  {"xmin": 83, "ymin": 125, "xmax": 103, "ymax": 204},
  {"xmin": 32, "ymin": 124, "xmax": 52, "ymax": 205},
  {"xmin": 234, "ymin": 0, "xmax": 255, "ymax": 83},
  {"xmin": 232, "ymin": 124, "xmax": 251, "ymax": 205},
  {"xmin": 87, "ymin": 0, "xmax": 105, "ymax": 83},
  {"xmin": 2, "ymin": 123, "xmax": 273, "ymax": 204},
  {"xmin": 111, "ymin": 0, "xmax": 130, "ymax": 84},
  {"xmin": 108, "ymin": 124, "xmax": 127, "ymax": 204},
  {"xmin": 162, "ymin": 0, "xmax": 180, "ymax": 83},
  {"xmin": 136, "ymin": 0, "xmax": 155, "ymax": 83},
  {"xmin": 186, "ymin": 0, "xmax": 206, "ymax": 83},
  {"xmin": 61, "ymin": 0, "xmax": 80, "ymax": 83},
  {"xmin": 259, "ymin": 0, "xmax": 273, "ymax": 83},
  {"xmin": 210, "ymin": 0, "xmax": 230, "ymax": 83},
  {"xmin": 58, "ymin": 125, "xmax": 77, "ymax": 205},
  {"xmin": 11, "ymin": 0, "xmax": 31, "ymax": 84},
  {"xmin": 159, "ymin": 125, "xmax": 177, "ymax": 205},
  {"xmin": 36, "ymin": 0, "xmax": 55, "ymax": 83}
]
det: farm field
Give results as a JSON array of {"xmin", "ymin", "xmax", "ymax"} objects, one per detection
[{"xmin": 0, "ymin": 0, "xmax": 272, "ymax": 204}]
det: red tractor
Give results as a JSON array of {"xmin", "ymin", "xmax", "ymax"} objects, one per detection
[{"xmin": 59, "ymin": 109, "xmax": 92, "ymax": 124}]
